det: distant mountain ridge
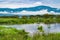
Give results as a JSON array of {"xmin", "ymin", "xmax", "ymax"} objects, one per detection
[{"xmin": 0, "ymin": 5, "xmax": 60, "ymax": 13}]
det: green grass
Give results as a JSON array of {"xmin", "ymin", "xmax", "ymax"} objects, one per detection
[
  {"xmin": 0, "ymin": 26, "xmax": 60, "ymax": 40},
  {"xmin": 0, "ymin": 14, "xmax": 60, "ymax": 24},
  {"xmin": 0, "ymin": 26, "xmax": 29, "ymax": 40},
  {"xmin": 32, "ymin": 33, "xmax": 60, "ymax": 40},
  {"xmin": 0, "ymin": 17, "xmax": 60, "ymax": 24}
]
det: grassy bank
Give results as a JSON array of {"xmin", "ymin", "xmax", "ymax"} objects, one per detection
[
  {"xmin": 0, "ymin": 14, "xmax": 60, "ymax": 24},
  {"xmin": 0, "ymin": 26, "xmax": 28, "ymax": 40},
  {"xmin": 0, "ymin": 26, "xmax": 60, "ymax": 40},
  {"xmin": 0, "ymin": 17, "xmax": 60, "ymax": 24}
]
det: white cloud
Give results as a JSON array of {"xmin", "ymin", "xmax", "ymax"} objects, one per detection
[
  {"xmin": 0, "ymin": 11, "xmax": 8, "ymax": 14},
  {"xmin": 33, "ymin": 2, "xmax": 42, "ymax": 6},
  {"xmin": 0, "ymin": 1, "xmax": 60, "ymax": 8},
  {"xmin": 49, "ymin": 11, "xmax": 60, "ymax": 15},
  {"xmin": 43, "ymin": 3, "xmax": 60, "ymax": 8},
  {"xmin": 12, "ymin": 10, "xmax": 60, "ymax": 15},
  {"xmin": 0, "ymin": 0, "xmax": 60, "ymax": 8},
  {"xmin": 13, "ymin": 10, "xmax": 48, "ymax": 15},
  {"xmin": 0, "ymin": 10, "xmax": 60, "ymax": 15},
  {"xmin": 0, "ymin": 2, "xmax": 42, "ymax": 8}
]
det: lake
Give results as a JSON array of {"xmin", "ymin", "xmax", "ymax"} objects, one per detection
[{"xmin": 1, "ymin": 23, "xmax": 60, "ymax": 34}]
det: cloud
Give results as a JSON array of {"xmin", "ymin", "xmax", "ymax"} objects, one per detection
[
  {"xmin": 0, "ymin": 9, "xmax": 60, "ymax": 15},
  {"xmin": 0, "ymin": 0, "xmax": 60, "ymax": 8},
  {"xmin": 0, "ymin": 11, "xmax": 8, "ymax": 14},
  {"xmin": 13, "ymin": 10, "xmax": 48, "ymax": 15},
  {"xmin": 0, "ymin": 1, "xmax": 60, "ymax": 8},
  {"xmin": 49, "ymin": 11, "xmax": 60, "ymax": 15},
  {"xmin": 0, "ymin": 2, "xmax": 43, "ymax": 8},
  {"xmin": 12, "ymin": 10, "xmax": 60, "ymax": 15}
]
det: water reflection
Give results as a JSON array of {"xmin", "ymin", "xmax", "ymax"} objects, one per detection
[{"xmin": 1, "ymin": 23, "xmax": 60, "ymax": 34}]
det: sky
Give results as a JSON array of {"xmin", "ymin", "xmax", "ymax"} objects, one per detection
[
  {"xmin": 0, "ymin": 0, "xmax": 60, "ymax": 15},
  {"xmin": 0, "ymin": 0, "xmax": 60, "ymax": 8}
]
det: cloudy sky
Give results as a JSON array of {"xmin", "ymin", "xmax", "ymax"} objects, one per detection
[{"xmin": 0, "ymin": 0, "xmax": 60, "ymax": 8}]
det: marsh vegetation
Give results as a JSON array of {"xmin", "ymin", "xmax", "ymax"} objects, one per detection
[
  {"xmin": 0, "ymin": 14, "xmax": 60, "ymax": 24},
  {"xmin": 0, "ymin": 26, "xmax": 60, "ymax": 40},
  {"xmin": 0, "ymin": 14, "xmax": 60, "ymax": 40}
]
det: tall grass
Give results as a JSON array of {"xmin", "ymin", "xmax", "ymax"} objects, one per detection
[
  {"xmin": 0, "ymin": 14, "xmax": 60, "ymax": 24},
  {"xmin": 32, "ymin": 33, "xmax": 60, "ymax": 40},
  {"xmin": 0, "ymin": 26, "xmax": 60, "ymax": 40},
  {"xmin": 0, "ymin": 17, "xmax": 60, "ymax": 24}
]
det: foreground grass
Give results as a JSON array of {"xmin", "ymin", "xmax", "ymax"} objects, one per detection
[
  {"xmin": 32, "ymin": 33, "xmax": 60, "ymax": 40},
  {"xmin": 0, "ymin": 26, "xmax": 60, "ymax": 40},
  {"xmin": 0, "ymin": 26, "xmax": 29, "ymax": 40}
]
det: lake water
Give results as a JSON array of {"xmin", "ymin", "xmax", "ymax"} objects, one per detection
[{"xmin": 1, "ymin": 23, "xmax": 60, "ymax": 34}]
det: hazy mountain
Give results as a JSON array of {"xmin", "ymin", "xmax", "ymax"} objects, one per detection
[{"xmin": 0, "ymin": 5, "xmax": 60, "ymax": 13}]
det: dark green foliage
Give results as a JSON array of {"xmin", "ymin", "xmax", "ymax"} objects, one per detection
[{"xmin": 38, "ymin": 26, "xmax": 43, "ymax": 32}]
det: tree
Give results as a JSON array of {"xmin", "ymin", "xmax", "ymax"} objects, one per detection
[{"xmin": 22, "ymin": 15, "xmax": 28, "ymax": 19}]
